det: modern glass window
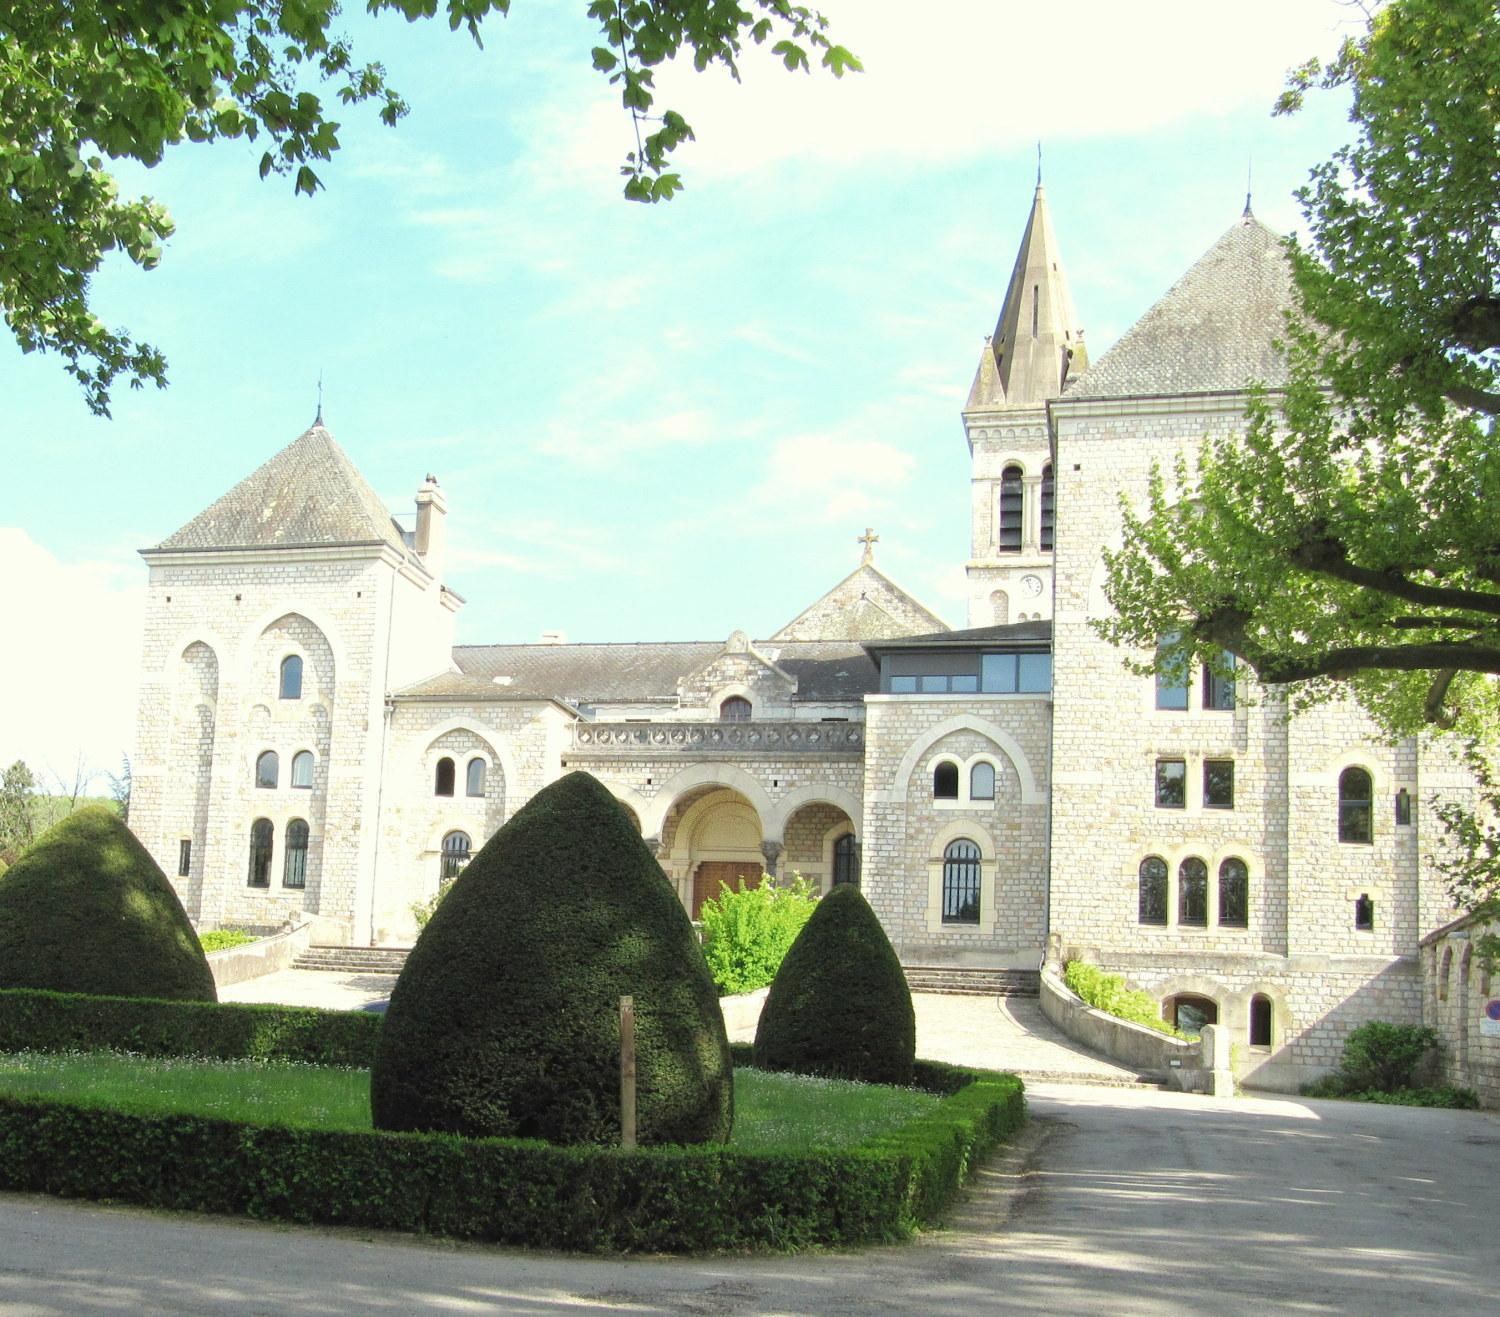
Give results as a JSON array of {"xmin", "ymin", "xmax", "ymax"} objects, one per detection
[
  {"xmin": 1039, "ymin": 463, "xmax": 1055, "ymax": 551},
  {"xmin": 720, "ymin": 696, "xmax": 752, "ymax": 722},
  {"xmin": 949, "ymin": 674, "xmax": 979, "ymax": 693},
  {"xmin": 933, "ymin": 761, "xmax": 960, "ymax": 800},
  {"xmin": 1155, "ymin": 633, "xmax": 1189, "ymax": 710},
  {"xmin": 832, "ymin": 833, "xmax": 859, "ymax": 887},
  {"xmin": 1218, "ymin": 858, "xmax": 1249, "ymax": 928},
  {"xmin": 980, "ymin": 651, "xmax": 1052, "ymax": 694},
  {"xmin": 283, "ymin": 819, "xmax": 309, "ymax": 889},
  {"xmin": 889, "ymin": 675, "xmax": 918, "ymax": 693},
  {"xmin": 941, "ymin": 839, "xmax": 981, "ymax": 924},
  {"xmin": 1138, "ymin": 856, "xmax": 1168, "ymax": 925},
  {"xmin": 466, "ymin": 757, "xmax": 486, "ymax": 797},
  {"xmin": 998, "ymin": 465, "xmax": 1023, "ymax": 552},
  {"xmin": 177, "ymin": 839, "xmax": 191, "ymax": 878},
  {"xmin": 1155, "ymin": 759, "xmax": 1186, "ymax": 808},
  {"xmin": 279, "ymin": 654, "xmax": 303, "ymax": 700},
  {"xmin": 1354, "ymin": 893, "xmax": 1375, "ymax": 930},
  {"xmin": 1203, "ymin": 759, "xmax": 1234, "ymax": 809},
  {"xmin": 970, "ymin": 762, "xmax": 996, "ymax": 801},
  {"xmin": 1178, "ymin": 857, "xmax": 1208, "ymax": 926},
  {"xmin": 440, "ymin": 830, "xmax": 472, "ymax": 885},
  {"xmin": 435, "ymin": 756, "xmax": 456, "ymax": 797},
  {"xmin": 290, "ymin": 750, "xmax": 314, "ymax": 789},
  {"xmin": 1395, "ymin": 788, "xmax": 1412, "ymax": 826},
  {"xmin": 1249, "ymin": 995, "xmax": 1273, "ymax": 1047},
  {"xmin": 1339, "ymin": 767, "xmax": 1373, "ymax": 843},
  {"xmin": 1203, "ymin": 654, "xmax": 1236, "ymax": 710},
  {"xmin": 248, "ymin": 819, "xmax": 273, "ymax": 887},
  {"xmin": 920, "ymin": 675, "xmax": 949, "ymax": 693},
  {"xmin": 255, "ymin": 750, "xmax": 279, "ymax": 789}
]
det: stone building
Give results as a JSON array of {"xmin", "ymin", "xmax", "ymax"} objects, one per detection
[{"xmin": 131, "ymin": 183, "xmax": 1473, "ymax": 1092}]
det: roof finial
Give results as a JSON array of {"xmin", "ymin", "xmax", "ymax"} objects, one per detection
[
  {"xmin": 315, "ymin": 370, "xmax": 324, "ymax": 426},
  {"xmin": 1243, "ymin": 152, "xmax": 1253, "ymax": 219},
  {"xmin": 1036, "ymin": 139, "xmax": 1043, "ymax": 187},
  {"xmin": 857, "ymin": 526, "xmax": 879, "ymax": 566}
]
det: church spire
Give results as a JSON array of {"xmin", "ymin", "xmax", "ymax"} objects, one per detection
[{"xmin": 974, "ymin": 180, "xmax": 1087, "ymax": 409}]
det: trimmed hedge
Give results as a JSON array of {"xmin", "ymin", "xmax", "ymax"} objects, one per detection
[
  {"xmin": 0, "ymin": 988, "xmax": 380, "ymax": 1067},
  {"xmin": 0, "ymin": 1064, "xmax": 1024, "ymax": 1252}
]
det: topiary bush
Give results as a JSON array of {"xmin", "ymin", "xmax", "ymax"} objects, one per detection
[
  {"xmin": 370, "ymin": 771, "xmax": 732, "ymax": 1145},
  {"xmin": 754, "ymin": 885, "xmax": 915, "ymax": 1085},
  {"xmin": 0, "ymin": 805, "xmax": 215, "ymax": 1002},
  {"xmin": 700, "ymin": 873, "xmax": 818, "ymax": 996}
]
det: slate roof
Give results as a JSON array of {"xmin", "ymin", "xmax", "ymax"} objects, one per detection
[
  {"xmin": 153, "ymin": 424, "xmax": 410, "ymax": 554},
  {"xmin": 1062, "ymin": 211, "xmax": 1296, "ymax": 400},
  {"xmin": 864, "ymin": 620, "xmax": 1052, "ymax": 653}
]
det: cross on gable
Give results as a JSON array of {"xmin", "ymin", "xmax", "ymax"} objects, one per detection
[{"xmin": 858, "ymin": 527, "xmax": 879, "ymax": 565}]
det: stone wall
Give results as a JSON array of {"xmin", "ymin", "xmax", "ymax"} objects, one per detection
[{"xmin": 1423, "ymin": 918, "xmax": 1500, "ymax": 1107}]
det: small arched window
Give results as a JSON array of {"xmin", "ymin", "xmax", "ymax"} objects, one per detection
[
  {"xmin": 279, "ymin": 654, "xmax": 303, "ymax": 700},
  {"xmin": 933, "ymin": 761, "xmax": 960, "ymax": 800},
  {"xmin": 466, "ymin": 757, "xmax": 487, "ymax": 797},
  {"xmin": 1178, "ymin": 857, "xmax": 1208, "ymax": 927},
  {"xmin": 283, "ymin": 819, "xmax": 309, "ymax": 888},
  {"xmin": 833, "ymin": 833, "xmax": 859, "ymax": 887},
  {"xmin": 1339, "ymin": 767, "xmax": 1373, "ymax": 843},
  {"xmin": 941, "ymin": 839, "xmax": 981, "ymax": 924},
  {"xmin": 1218, "ymin": 858, "xmax": 1248, "ymax": 928},
  {"xmin": 1138, "ymin": 856, "xmax": 1168, "ymax": 925},
  {"xmin": 290, "ymin": 751, "xmax": 314, "ymax": 789},
  {"xmin": 255, "ymin": 750, "xmax": 279, "ymax": 790},
  {"xmin": 247, "ymin": 819, "xmax": 273, "ymax": 887},
  {"xmin": 434, "ymin": 757, "xmax": 455, "ymax": 797},
  {"xmin": 1166, "ymin": 994, "xmax": 1218, "ymax": 1036},
  {"xmin": 970, "ymin": 762, "xmax": 996, "ymax": 801},
  {"xmin": 1249, "ymin": 994, "xmax": 1273, "ymax": 1047},
  {"xmin": 719, "ymin": 695, "xmax": 752, "ymax": 723},
  {"xmin": 440, "ymin": 830, "xmax": 472, "ymax": 885},
  {"xmin": 998, "ymin": 465, "xmax": 1023, "ymax": 552},
  {"xmin": 1039, "ymin": 463, "xmax": 1055, "ymax": 551}
]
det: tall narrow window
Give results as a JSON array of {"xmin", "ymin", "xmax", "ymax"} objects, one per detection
[
  {"xmin": 177, "ymin": 839, "xmax": 191, "ymax": 878},
  {"xmin": 997, "ymin": 465, "xmax": 1023, "ymax": 552},
  {"xmin": 1178, "ymin": 857, "xmax": 1208, "ymax": 927},
  {"xmin": 434, "ymin": 757, "xmax": 456, "ymax": 797},
  {"xmin": 970, "ymin": 761, "xmax": 996, "ymax": 801},
  {"xmin": 1155, "ymin": 759, "xmax": 1186, "ymax": 809},
  {"xmin": 247, "ymin": 819, "xmax": 273, "ymax": 887},
  {"xmin": 1249, "ymin": 995, "xmax": 1273, "ymax": 1047},
  {"xmin": 1203, "ymin": 653, "xmax": 1236, "ymax": 710},
  {"xmin": 1354, "ymin": 893, "xmax": 1375, "ymax": 930},
  {"xmin": 291, "ymin": 750, "xmax": 314, "ymax": 789},
  {"xmin": 1339, "ymin": 767, "xmax": 1373, "ymax": 843},
  {"xmin": 933, "ymin": 761, "xmax": 960, "ymax": 800},
  {"xmin": 720, "ymin": 696, "xmax": 752, "ymax": 722},
  {"xmin": 1218, "ymin": 858, "xmax": 1248, "ymax": 928},
  {"xmin": 279, "ymin": 655, "xmax": 303, "ymax": 700},
  {"xmin": 283, "ymin": 819, "xmax": 309, "ymax": 889},
  {"xmin": 255, "ymin": 750, "xmax": 279, "ymax": 789},
  {"xmin": 1138, "ymin": 856, "xmax": 1168, "ymax": 925},
  {"xmin": 1039, "ymin": 464, "xmax": 1055, "ymax": 551},
  {"xmin": 466, "ymin": 757, "xmax": 487, "ymax": 797},
  {"xmin": 1031, "ymin": 284, "xmax": 1039, "ymax": 337},
  {"xmin": 941, "ymin": 839, "xmax": 981, "ymax": 924},
  {"xmin": 1395, "ymin": 788, "xmax": 1412, "ymax": 826},
  {"xmin": 832, "ymin": 833, "xmax": 859, "ymax": 887},
  {"xmin": 440, "ymin": 831, "xmax": 471, "ymax": 885},
  {"xmin": 1203, "ymin": 759, "xmax": 1234, "ymax": 809},
  {"xmin": 1155, "ymin": 632, "xmax": 1189, "ymax": 709}
]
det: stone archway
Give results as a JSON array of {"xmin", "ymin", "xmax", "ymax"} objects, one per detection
[{"xmin": 661, "ymin": 785, "xmax": 766, "ymax": 918}]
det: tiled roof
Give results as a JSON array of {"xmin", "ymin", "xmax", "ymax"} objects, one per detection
[
  {"xmin": 1062, "ymin": 212, "xmax": 1296, "ymax": 400},
  {"xmin": 154, "ymin": 424, "xmax": 409, "ymax": 554}
]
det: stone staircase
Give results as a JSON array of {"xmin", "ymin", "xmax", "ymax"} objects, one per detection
[
  {"xmin": 903, "ymin": 966, "xmax": 1040, "ymax": 998},
  {"xmin": 292, "ymin": 945, "xmax": 411, "ymax": 975}
]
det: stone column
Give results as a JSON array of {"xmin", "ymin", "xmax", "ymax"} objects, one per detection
[{"xmin": 760, "ymin": 840, "xmax": 783, "ymax": 878}]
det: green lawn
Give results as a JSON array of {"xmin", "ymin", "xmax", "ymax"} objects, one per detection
[{"xmin": 0, "ymin": 1052, "xmax": 939, "ymax": 1147}]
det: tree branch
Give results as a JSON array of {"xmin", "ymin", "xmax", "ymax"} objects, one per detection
[
  {"xmin": 1255, "ymin": 642, "xmax": 1500, "ymax": 684},
  {"xmin": 1424, "ymin": 667, "xmax": 1460, "ymax": 729},
  {"xmin": 1291, "ymin": 534, "xmax": 1500, "ymax": 616},
  {"xmin": 1444, "ymin": 381, "xmax": 1500, "ymax": 416}
]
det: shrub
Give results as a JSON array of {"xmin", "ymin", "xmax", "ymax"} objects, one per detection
[
  {"xmin": 1064, "ymin": 961, "xmax": 1182, "ymax": 1036},
  {"xmin": 754, "ymin": 885, "xmax": 915, "ymax": 1085},
  {"xmin": 1335, "ymin": 1021, "xmax": 1439, "ymax": 1092},
  {"xmin": 409, "ymin": 886, "xmax": 448, "ymax": 932},
  {"xmin": 0, "ymin": 806, "xmax": 215, "ymax": 1002},
  {"xmin": 371, "ymin": 771, "xmax": 732, "ymax": 1145},
  {"xmin": 198, "ymin": 930, "xmax": 256, "ymax": 954},
  {"xmin": 700, "ymin": 874, "xmax": 818, "ymax": 995}
]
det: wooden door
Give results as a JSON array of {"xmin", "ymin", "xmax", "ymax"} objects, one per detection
[{"xmin": 692, "ymin": 861, "xmax": 763, "ymax": 919}]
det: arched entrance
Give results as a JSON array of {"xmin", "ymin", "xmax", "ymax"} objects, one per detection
[
  {"xmin": 781, "ymin": 800, "xmax": 857, "ymax": 891},
  {"xmin": 661, "ymin": 786, "xmax": 766, "ymax": 918}
]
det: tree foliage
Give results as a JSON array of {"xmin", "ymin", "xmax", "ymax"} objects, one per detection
[
  {"xmin": 1, "ymin": 1, "xmax": 859, "ymax": 414},
  {"xmin": 698, "ymin": 872, "xmax": 818, "ymax": 996},
  {"xmin": 0, "ymin": 760, "xmax": 37, "ymax": 864}
]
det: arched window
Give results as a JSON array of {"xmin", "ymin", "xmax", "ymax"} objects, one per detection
[
  {"xmin": 255, "ymin": 750, "xmax": 279, "ymax": 789},
  {"xmin": 1218, "ymin": 858, "xmax": 1249, "ymax": 928},
  {"xmin": 1039, "ymin": 463, "xmax": 1055, "ymax": 551},
  {"xmin": 1178, "ymin": 857, "xmax": 1208, "ymax": 927},
  {"xmin": 440, "ymin": 830, "xmax": 472, "ymax": 885},
  {"xmin": 1165, "ymin": 993, "xmax": 1218, "ymax": 1036},
  {"xmin": 279, "ymin": 654, "xmax": 303, "ymax": 700},
  {"xmin": 1355, "ymin": 893, "xmax": 1375, "ymax": 931},
  {"xmin": 466, "ymin": 757, "xmax": 487, "ymax": 797},
  {"xmin": 933, "ymin": 761, "xmax": 959, "ymax": 800},
  {"xmin": 1138, "ymin": 856, "xmax": 1168, "ymax": 925},
  {"xmin": 833, "ymin": 833, "xmax": 859, "ymax": 887},
  {"xmin": 720, "ymin": 696, "xmax": 752, "ymax": 722},
  {"xmin": 434, "ymin": 757, "xmax": 455, "ymax": 797},
  {"xmin": 970, "ymin": 761, "xmax": 996, "ymax": 801},
  {"xmin": 1339, "ymin": 767, "xmax": 1373, "ymax": 843},
  {"xmin": 247, "ymin": 819, "xmax": 273, "ymax": 887},
  {"xmin": 997, "ymin": 465, "xmax": 1023, "ymax": 552},
  {"xmin": 1249, "ymin": 994, "xmax": 1273, "ymax": 1047},
  {"xmin": 290, "ymin": 751, "xmax": 314, "ymax": 789},
  {"xmin": 941, "ymin": 839, "xmax": 981, "ymax": 924},
  {"xmin": 283, "ymin": 819, "xmax": 309, "ymax": 888}
]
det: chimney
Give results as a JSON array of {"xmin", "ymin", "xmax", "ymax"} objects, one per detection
[{"xmin": 414, "ymin": 474, "xmax": 447, "ymax": 579}]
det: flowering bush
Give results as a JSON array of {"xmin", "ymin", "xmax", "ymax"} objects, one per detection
[{"xmin": 700, "ymin": 874, "xmax": 819, "ymax": 996}]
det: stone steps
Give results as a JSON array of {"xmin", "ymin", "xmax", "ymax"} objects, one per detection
[
  {"xmin": 903, "ymin": 966, "xmax": 1041, "ymax": 998},
  {"xmin": 292, "ymin": 946, "xmax": 410, "ymax": 975}
]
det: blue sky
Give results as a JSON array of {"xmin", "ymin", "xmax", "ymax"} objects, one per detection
[{"xmin": 0, "ymin": 0, "xmax": 1363, "ymax": 780}]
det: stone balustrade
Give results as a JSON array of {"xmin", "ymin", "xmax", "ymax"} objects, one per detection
[{"xmin": 570, "ymin": 720, "xmax": 864, "ymax": 755}]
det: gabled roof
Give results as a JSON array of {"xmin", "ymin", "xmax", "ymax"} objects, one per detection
[
  {"xmin": 771, "ymin": 561, "xmax": 949, "ymax": 641},
  {"xmin": 1063, "ymin": 209, "xmax": 1296, "ymax": 400},
  {"xmin": 153, "ymin": 423, "xmax": 409, "ymax": 554}
]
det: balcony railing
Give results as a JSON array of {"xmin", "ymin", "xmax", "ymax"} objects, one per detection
[{"xmin": 570, "ymin": 720, "xmax": 863, "ymax": 755}]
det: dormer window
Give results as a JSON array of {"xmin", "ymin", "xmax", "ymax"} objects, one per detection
[
  {"xmin": 720, "ymin": 696, "xmax": 752, "ymax": 723},
  {"xmin": 279, "ymin": 655, "xmax": 303, "ymax": 700}
]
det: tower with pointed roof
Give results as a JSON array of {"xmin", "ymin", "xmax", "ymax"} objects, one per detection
[{"xmin": 962, "ymin": 180, "xmax": 1087, "ymax": 629}]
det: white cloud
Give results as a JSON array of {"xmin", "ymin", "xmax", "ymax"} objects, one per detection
[
  {"xmin": 0, "ymin": 530, "xmax": 143, "ymax": 779},
  {"xmin": 753, "ymin": 425, "xmax": 917, "ymax": 522}
]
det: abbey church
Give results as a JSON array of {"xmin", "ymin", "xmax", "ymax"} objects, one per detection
[{"xmin": 129, "ymin": 183, "xmax": 1472, "ymax": 1093}]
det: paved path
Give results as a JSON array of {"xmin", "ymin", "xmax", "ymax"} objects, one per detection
[{"xmin": 3, "ymin": 1084, "xmax": 1497, "ymax": 1313}]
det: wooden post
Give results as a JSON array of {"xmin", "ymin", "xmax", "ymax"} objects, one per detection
[{"xmin": 619, "ymin": 994, "xmax": 637, "ymax": 1149}]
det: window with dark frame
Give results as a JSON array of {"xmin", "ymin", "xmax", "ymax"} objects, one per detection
[
  {"xmin": 247, "ymin": 819, "xmax": 273, "ymax": 887},
  {"xmin": 283, "ymin": 819, "xmax": 309, "ymax": 888},
  {"xmin": 1203, "ymin": 654, "xmax": 1236, "ymax": 710},
  {"xmin": 1339, "ymin": 767, "xmax": 1373, "ymax": 843},
  {"xmin": 1178, "ymin": 857, "xmax": 1208, "ymax": 926},
  {"xmin": 466, "ymin": 758, "xmax": 486, "ymax": 797},
  {"xmin": 1354, "ymin": 893, "xmax": 1375, "ymax": 930},
  {"xmin": 434, "ymin": 757, "xmax": 456, "ymax": 797},
  {"xmin": 832, "ymin": 833, "xmax": 859, "ymax": 887},
  {"xmin": 998, "ymin": 466, "xmax": 1023, "ymax": 552},
  {"xmin": 1249, "ymin": 995, "xmax": 1273, "ymax": 1047},
  {"xmin": 1138, "ymin": 856, "xmax": 1168, "ymax": 925},
  {"xmin": 1395, "ymin": 788, "xmax": 1412, "ymax": 826},
  {"xmin": 440, "ymin": 830, "xmax": 472, "ymax": 884},
  {"xmin": 255, "ymin": 750, "xmax": 278, "ymax": 790},
  {"xmin": 970, "ymin": 761, "xmax": 996, "ymax": 801},
  {"xmin": 177, "ymin": 839, "xmax": 191, "ymax": 878},
  {"xmin": 1039, "ymin": 464, "xmax": 1055, "ymax": 551},
  {"xmin": 1203, "ymin": 759, "xmax": 1234, "ymax": 809},
  {"xmin": 933, "ymin": 761, "xmax": 960, "ymax": 800},
  {"xmin": 720, "ymin": 695, "xmax": 752, "ymax": 722},
  {"xmin": 279, "ymin": 654, "xmax": 303, "ymax": 700},
  {"xmin": 1155, "ymin": 759, "xmax": 1186, "ymax": 808},
  {"xmin": 941, "ymin": 839, "xmax": 981, "ymax": 924},
  {"xmin": 1155, "ymin": 632, "xmax": 1189, "ymax": 710},
  {"xmin": 1218, "ymin": 857, "xmax": 1248, "ymax": 927}
]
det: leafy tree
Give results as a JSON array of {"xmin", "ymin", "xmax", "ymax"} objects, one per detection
[
  {"xmin": 106, "ymin": 755, "xmax": 132, "ymax": 824},
  {"xmin": 0, "ymin": 760, "xmax": 37, "ymax": 863},
  {"xmin": 2, "ymin": 1, "xmax": 859, "ymax": 415}
]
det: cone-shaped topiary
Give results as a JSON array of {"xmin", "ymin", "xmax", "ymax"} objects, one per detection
[
  {"xmin": 371, "ymin": 771, "xmax": 732, "ymax": 1145},
  {"xmin": 0, "ymin": 805, "xmax": 216, "ymax": 1001},
  {"xmin": 754, "ymin": 884, "xmax": 915, "ymax": 1085}
]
